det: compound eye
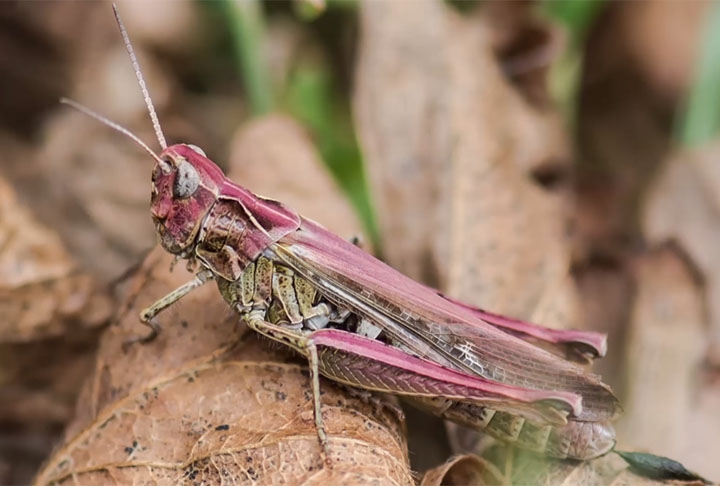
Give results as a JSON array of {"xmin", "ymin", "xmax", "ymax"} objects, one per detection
[
  {"xmin": 187, "ymin": 144, "xmax": 206, "ymax": 157},
  {"xmin": 173, "ymin": 159, "xmax": 200, "ymax": 199}
]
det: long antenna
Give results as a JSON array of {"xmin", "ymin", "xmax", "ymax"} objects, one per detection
[
  {"xmin": 60, "ymin": 97, "xmax": 170, "ymax": 171},
  {"xmin": 112, "ymin": 3, "xmax": 167, "ymax": 150}
]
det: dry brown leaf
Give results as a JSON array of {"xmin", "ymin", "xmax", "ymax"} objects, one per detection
[
  {"xmin": 619, "ymin": 1, "xmax": 710, "ymax": 101},
  {"xmin": 354, "ymin": 0, "xmax": 576, "ymax": 327},
  {"xmin": 620, "ymin": 241, "xmax": 717, "ymax": 477},
  {"xmin": 228, "ymin": 114, "xmax": 362, "ymax": 239},
  {"xmin": 0, "ymin": 175, "xmax": 110, "ymax": 342},
  {"xmin": 0, "ymin": 174, "xmax": 69, "ymax": 287},
  {"xmin": 0, "ymin": 173, "xmax": 111, "ymax": 483},
  {"xmin": 483, "ymin": 1, "xmax": 565, "ymax": 108},
  {"xmin": 354, "ymin": 0, "xmax": 452, "ymax": 284},
  {"xmin": 643, "ymin": 144, "xmax": 720, "ymax": 364},
  {"xmin": 420, "ymin": 454, "xmax": 503, "ymax": 486},
  {"xmin": 36, "ymin": 248, "xmax": 411, "ymax": 485},
  {"xmin": 574, "ymin": 1, "xmax": 675, "ymax": 256},
  {"xmin": 617, "ymin": 249, "xmax": 705, "ymax": 457}
]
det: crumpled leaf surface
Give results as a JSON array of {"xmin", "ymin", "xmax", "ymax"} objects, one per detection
[
  {"xmin": 0, "ymin": 172, "xmax": 111, "ymax": 483},
  {"xmin": 36, "ymin": 248, "xmax": 410, "ymax": 485},
  {"xmin": 0, "ymin": 176, "xmax": 110, "ymax": 341},
  {"xmin": 618, "ymin": 248, "xmax": 706, "ymax": 455},
  {"xmin": 420, "ymin": 454, "xmax": 503, "ymax": 486},
  {"xmin": 643, "ymin": 143, "xmax": 720, "ymax": 364},
  {"xmin": 0, "ymin": 173, "xmax": 111, "ymax": 419},
  {"xmin": 635, "ymin": 148, "xmax": 720, "ymax": 479}
]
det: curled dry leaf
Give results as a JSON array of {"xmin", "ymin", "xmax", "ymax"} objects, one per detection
[
  {"xmin": 634, "ymin": 174, "xmax": 720, "ymax": 479},
  {"xmin": 643, "ymin": 144, "xmax": 720, "ymax": 364},
  {"xmin": 35, "ymin": 248, "xmax": 411, "ymax": 486},
  {"xmin": 420, "ymin": 454, "xmax": 503, "ymax": 486},
  {"xmin": 618, "ymin": 248, "xmax": 705, "ymax": 458},
  {"xmin": 0, "ymin": 175, "xmax": 110, "ymax": 341},
  {"xmin": 0, "ymin": 173, "xmax": 111, "ymax": 483},
  {"xmin": 354, "ymin": 0, "xmax": 576, "ymax": 327}
]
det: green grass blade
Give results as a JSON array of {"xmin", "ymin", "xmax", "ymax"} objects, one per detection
[
  {"xmin": 676, "ymin": 0, "xmax": 720, "ymax": 147},
  {"xmin": 222, "ymin": 0, "xmax": 274, "ymax": 116}
]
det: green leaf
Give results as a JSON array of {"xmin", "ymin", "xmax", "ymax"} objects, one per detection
[
  {"xmin": 676, "ymin": 0, "xmax": 720, "ymax": 147},
  {"xmin": 616, "ymin": 451, "xmax": 712, "ymax": 484}
]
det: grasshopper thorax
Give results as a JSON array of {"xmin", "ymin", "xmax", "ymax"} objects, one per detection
[{"xmin": 151, "ymin": 144, "xmax": 226, "ymax": 255}]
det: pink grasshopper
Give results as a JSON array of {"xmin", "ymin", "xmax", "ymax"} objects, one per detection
[{"xmin": 64, "ymin": 5, "xmax": 620, "ymax": 464}]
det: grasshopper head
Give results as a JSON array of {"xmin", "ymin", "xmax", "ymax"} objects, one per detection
[
  {"xmin": 151, "ymin": 144, "xmax": 225, "ymax": 255},
  {"xmin": 63, "ymin": 8, "xmax": 233, "ymax": 258}
]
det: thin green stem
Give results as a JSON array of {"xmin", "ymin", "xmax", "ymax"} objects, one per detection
[
  {"xmin": 676, "ymin": 0, "xmax": 720, "ymax": 147},
  {"xmin": 224, "ymin": 0, "xmax": 274, "ymax": 116}
]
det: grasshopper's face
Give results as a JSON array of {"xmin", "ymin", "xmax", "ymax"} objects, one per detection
[{"xmin": 150, "ymin": 144, "xmax": 225, "ymax": 255}]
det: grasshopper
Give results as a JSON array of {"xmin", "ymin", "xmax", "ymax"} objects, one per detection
[{"xmin": 64, "ymin": 4, "xmax": 620, "ymax": 465}]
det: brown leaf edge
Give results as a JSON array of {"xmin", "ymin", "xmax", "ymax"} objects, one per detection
[{"xmin": 421, "ymin": 454, "xmax": 504, "ymax": 486}]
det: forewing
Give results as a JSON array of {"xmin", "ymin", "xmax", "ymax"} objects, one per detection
[
  {"xmin": 273, "ymin": 218, "xmax": 620, "ymax": 422},
  {"xmin": 436, "ymin": 292, "xmax": 607, "ymax": 361},
  {"xmin": 310, "ymin": 328, "xmax": 578, "ymax": 424}
]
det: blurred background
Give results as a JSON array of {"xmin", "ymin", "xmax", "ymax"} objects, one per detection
[{"xmin": 1, "ymin": 0, "xmax": 719, "ymax": 483}]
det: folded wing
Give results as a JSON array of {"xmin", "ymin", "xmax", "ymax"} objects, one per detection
[{"xmin": 272, "ymin": 218, "xmax": 620, "ymax": 422}]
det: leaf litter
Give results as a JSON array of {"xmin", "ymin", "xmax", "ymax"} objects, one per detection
[{"xmin": 0, "ymin": 1, "xmax": 717, "ymax": 484}]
